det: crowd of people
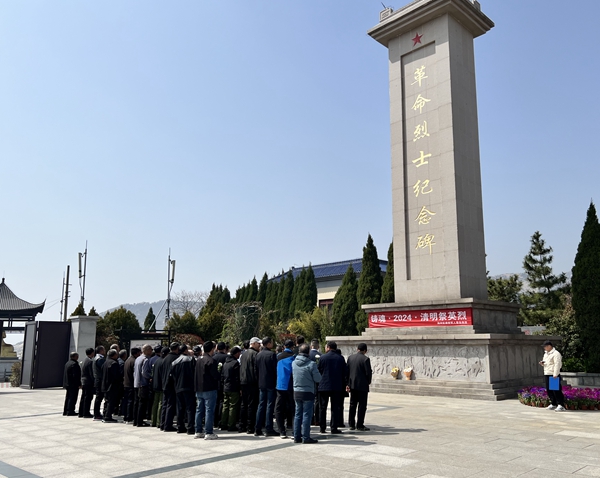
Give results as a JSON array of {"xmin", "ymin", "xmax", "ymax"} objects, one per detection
[{"xmin": 63, "ymin": 335, "xmax": 373, "ymax": 444}]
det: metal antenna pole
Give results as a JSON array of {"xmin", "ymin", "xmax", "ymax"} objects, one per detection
[
  {"xmin": 166, "ymin": 249, "xmax": 175, "ymax": 327},
  {"xmin": 63, "ymin": 265, "xmax": 70, "ymax": 322},
  {"xmin": 59, "ymin": 271, "xmax": 65, "ymax": 321},
  {"xmin": 82, "ymin": 240, "xmax": 88, "ymax": 308}
]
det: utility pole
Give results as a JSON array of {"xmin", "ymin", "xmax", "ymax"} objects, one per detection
[
  {"xmin": 63, "ymin": 265, "xmax": 70, "ymax": 322},
  {"xmin": 166, "ymin": 250, "xmax": 175, "ymax": 326},
  {"xmin": 78, "ymin": 241, "xmax": 88, "ymax": 308}
]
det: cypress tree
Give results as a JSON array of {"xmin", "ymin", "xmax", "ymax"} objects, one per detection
[
  {"xmin": 519, "ymin": 231, "xmax": 567, "ymax": 325},
  {"xmin": 572, "ymin": 202, "xmax": 600, "ymax": 372},
  {"xmin": 257, "ymin": 273, "xmax": 268, "ymax": 304},
  {"xmin": 248, "ymin": 277, "xmax": 258, "ymax": 302},
  {"xmin": 143, "ymin": 307, "xmax": 156, "ymax": 332},
  {"xmin": 381, "ymin": 241, "xmax": 395, "ymax": 303},
  {"xmin": 278, "ymin": 270, "xmax": 295, "ymax": 320},
  {"xmin": 263, "ymin": 281, "xmax": 275, "ymax": 311},
  {"xmin": 291, "ymin": 268, "xmax": 306, "ymax": 316},
  {"xmin": 332, "ymin": 265, "xmax": 359, "ymax": 336},
  {"xmin": 356, "ymin": 234, "xmax": 383, "ymax": 332},
  {"xmin": 222, "ymin": 286, "xmax": 231, "ymax": 304},
  {"xmin": 274, "ymin": 273, "xmax": 285, "ymax": 316},
  {"xmin": 299, "ymin": 264, "xmax": 317, "ymax": 313}
]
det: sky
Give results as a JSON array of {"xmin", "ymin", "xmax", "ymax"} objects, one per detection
[{"xmin": 1, "ymin": 0, "xmax": 598, "ymax": 335}]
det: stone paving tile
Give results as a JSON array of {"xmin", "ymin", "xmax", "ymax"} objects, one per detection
[{"xmin": 576, "ymin": 466, "xmax": 600, "ymax": 477}]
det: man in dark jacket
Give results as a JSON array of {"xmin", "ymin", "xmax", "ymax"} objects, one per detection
[
  {"xmin": 172, "ymin": 344, "xmax": 196, "ymax": 434},
  {"xmin": 213, "ymin": 342, "xmax": 228, "ymax": 428},
  {"xmin": 160, "ymin": 342, "xmax": 180, "ymax": 432},
  {"xmin": 194, "ymin": 341, "xmax": 221, "ymax": 440},
  {"xmin": 151, "ymin": 346, "xmax": 168, "ymax": 428},
  {"xmin": 92, "ymin": 345, "xmax": 106, "ymax": 421},
  {"xmin": 275, "ymin": 339, "xmax": 295, "ymax": 438},
  {"xmin": 318, "ymin": 341, "xmax": 348, "ymax": 434},
  {"xmin": 122, "ymin": 347, "xmax": 140, "ymax": 423},
  {"xmin": 63, "ymin": 352, "xmax": 81, "ymax": 416},
  {"xmin": 239, "ymin": 337, "xmax": 260, "ymax": 434},
  {"xmin": 221, "ymin": 346, "xmax": 242, "ymax": 431},
  {"xmin": 346, "ymin": 343, "xmax": 372, "ymax": 431},
  {"xmin": 101, "ymin": 349, "xmax": 122, "ymax": 423},
  {"xmin": 255, "ymin": 337, "xmax": 278, "ymax": 437},
  {"xmin": 78, "ymin": 348, "xmax": 95, "ymax": 418}
]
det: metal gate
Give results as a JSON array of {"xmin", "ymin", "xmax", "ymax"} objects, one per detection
[{"xmin": 21, "ymin": 321, "xmax": 72, "ymax": 389}]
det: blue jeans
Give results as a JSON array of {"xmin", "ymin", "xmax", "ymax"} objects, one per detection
[
  {"xmin": 195, "ymin": 390, "xmax": 217, "ymax": 434},
  {"xmin": 255, "ymin": 388, "xmax": 275, "ymax": 433},
  {"xmin": 294, "ymin": 399, "xmax": 314, "ymax": 441}
]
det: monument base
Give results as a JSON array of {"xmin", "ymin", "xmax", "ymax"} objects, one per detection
[{"xmin": 329, "ymin": 300, "xmax": 557, "ymax": 401}]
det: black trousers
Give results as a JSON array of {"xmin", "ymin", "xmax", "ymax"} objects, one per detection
[
  {"xmin": 545, "ymin": 375, "xmax": 565, "ymax": 407},
  {"xmin": 319, "ymin": 390, "xmax": 343, "ymax": 432},
  {"xmin": 215, "ymin": 388, "xmax": 224, "ymax": 427},
  {"xmin": 240, "ymin": 383, "xmax": 258, "ymax": 432},
  {"xmin": 162, "ymin": 386, "xmax": 177, "ymax": 430},
  {"xmin": 274, "ymin": 390, "xmax": 295, "ymax": 433},
  {"xmin": 93, "ymin": 387, "xmax": 105, "ymax": 418},
  {"xmin": 121, "ymin": 387, "xmax": 134, "ymax": 422},
  {"xmin": 135, "ymin": 386, "xmax": 149, "ymax": 426},
  {"xmin": 63, "ymin": 386, "xmax": 79, "ymax": 415},
  {"xmin": 105, "ymin": 388, "xmax": 118, "ymax": 420},
  {"xmin": 176, "ymin": 390, "xmax": 196, "ymax": 433},
  {"xmin": 348, "ymin": 390, "xmax": 368, "ymax": 428},
  {"xmin": 78, "ymin": 384, "xmax": 94, "ymax": 417}
]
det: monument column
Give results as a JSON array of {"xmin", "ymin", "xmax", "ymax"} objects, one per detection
[{"xmin": 69, "ymin": 315, "xmax": 98, "ymax": 362}]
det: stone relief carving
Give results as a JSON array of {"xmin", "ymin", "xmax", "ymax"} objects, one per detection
[{"xmin": 340, "ymin": 344, "xmax": 488, "ymax": 382}]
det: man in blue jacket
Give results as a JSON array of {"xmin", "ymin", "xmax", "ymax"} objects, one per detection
[
  {"xmin": 275, "ymin": 339, "xmax": 295, "ymax": 439},
  {"xmin": 317, "ymin": 341, "xmax": 348, "ymax": 434},
  {"xmin": 292, "ymin": 344, "xmax": 322, "ymax": 444}
]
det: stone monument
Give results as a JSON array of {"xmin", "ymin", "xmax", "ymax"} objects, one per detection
[{"xmin": 331, "ymin": 0, "xmax": 552, "ymax": 400}]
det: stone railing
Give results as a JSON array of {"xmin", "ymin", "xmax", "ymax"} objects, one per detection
[{"xmin": 562, "ymin": 372, "xmax": 600, "ymax": 388}]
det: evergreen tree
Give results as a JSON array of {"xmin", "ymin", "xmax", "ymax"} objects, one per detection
[
  {"xmin": 278, "ymin": 270, "xmax": 295, "ymax": 320},
  {"xmin": 291, "ymin": 268, "xmax": 306, "ymax": 316},
  {"xmin": 519, "ymin": 231, "xmax": 567, "ymax": 325},
  {"xmin": 71, "ymin": 302, "xmax": 86, "ymax": 317},
  {"xmin": 298, "ymin": 264, "xmax": 317, "ymax": 313},
  {"xmin": 356, "ymin": 234, "xmax": 383, "ymax": 332},
  {"xmin": 572, "ymin": 202, "xmax": 600, "ymax": 372},
  {"xmin": 488, "ymin": 274, "xmax": 522, "ymax": 303},
  {"xmin": 247, "ymin": 277, "xmax": 259, "ymax": 302},
  {"xmin": 257, "ymin": 273, "xmax": 268, "ymax": 304},
  {"xmin": 88, "ymin": 307, "xmax": 100, "ymax": 317},
  {"xmin": 166, "ymin": 310, "xmax": 200, "ymax": 335},
  {"xmin": 101, "ymin": 306, "xmax": 141, "ymax": 342},
  {"xmin": 222, "ymin": 286, "xmax": 231, "ymax": 304},
  {"xmin": 381, "ymin": 241, "xmax": 395, "ymax": 303},
  {"xmin": 143, "ymin": 307, "xmax": 156, "ymax": 332},
  {"xmin": 264, "ymin": 280, "xmax": 278, "ymax": 311},
  {"xmin": 332, "ymin": 265, "xmax": 359, "ymax": 336}
]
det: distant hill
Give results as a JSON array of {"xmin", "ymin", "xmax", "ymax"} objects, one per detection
[{"xmin": 102, "ymin": 300, "xmax": 167, "ymax": 329}]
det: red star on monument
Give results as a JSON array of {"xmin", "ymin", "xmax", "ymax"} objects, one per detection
[{"xmin": 412, "ymin": 32, "xmax": 423, "ymax": 46}]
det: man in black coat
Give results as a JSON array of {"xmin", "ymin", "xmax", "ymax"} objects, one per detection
[
  {"xmin": 160, "ymin": 342, "xmax": 180, "ymax": 432},
  {"xmin": 317, "ymin": 341, "xmax": 348, "ymax": 434},
  {"xmin": 63, "ymin": 352, "xmax": 81, "ymax": 416},
  {"xmin": 239, "ymin": 337, "xmax": 260, "ymax": 434},
  {"xmin": 92, "ymin": 345, "xmax": 106, "ymax": 421},
  {"xmin": 78, "ymin": 348, "xmax": 95, "ymax": 418},
  {"xmin": 346, "ymin": 343, "xmax": 372, "ymax": 431},
  {"xmin": 121, "ymin": 347, "xmax": 140, "ymax": 423},
  {"xmin": 254, "ymin": 337, "xmax": 278, "ymax": 437},
  {"xmin": 213, "ymin": 342, "xmax": 228, "ymax": 428},
  {"xmin": 172, "ymin": 344, "xmax": 196, "ymax": 435},
  {"xmin": 221, "ymin": 346, "xmax": 242, "ymax": 431},
  {"xmin": 101, "ymin": 349, "xmax": 122, "ymax": 423},
  {"xmin": 151, "ymin": 347, "xmax": 168, "ymax": 428},
  {"xmin": 194, "ymin": 341, "xmax": 221, "ymax": 439}
]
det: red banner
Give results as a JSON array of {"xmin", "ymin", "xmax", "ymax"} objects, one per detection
[{"xmin": 369, "ymin": 307, "xmax": 472, "ymax": 328}]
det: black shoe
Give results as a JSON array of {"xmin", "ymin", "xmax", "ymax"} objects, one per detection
[
  {"xmin": 357, "ymin": 426, "xmax": 370, "ymax": 431},
  {"xmin": 102, "ymin": 418, "xmax": 118, "ymax": 423},
  {"xmin": 331, "ymin": 429, "xmax": 342, "ymax": 434},
  {"xmin": 254, "ymin": 431, "xmax": 263, "ymax": 437},
  {"xmin": 319, "ymin": 429, "xmax": 327, "ymax": 434},
  {"xmin": 349, "ymin": 426, "xmax": 356, "ymax": 431},
  {"xmin": 137, "ymin": 423, "xmax": 150, "ymax": 428},
  {"xmin": 293, "ymin": 438, "xmax": 302, "ymax": 443},
  {"xmin": 177, "ymin": 429, "xmax": 186, "ymax": 433},
  {"xmin": 264, "ymin": 430, "xmax": 279, "ymax": 437},
  {"xmin": 83, "ymin": 414, "xmax": 94, "ymax": 419},
  {"xmin": 280, "ymin": 433, "xmax": 288, "ymax": 439},
  {"xmin": 246, "ymin": 429, "xmax": 254, "ymax": 435},
  {"xmin": 303, "ymin": 437, "xmax": 318, "ymax": 444},
  {"xmin": 163, "ymin": 427, "xmax": 177, "ymax": 432},
  {"xmin": 228, "ymin": 427, "xmax": 239, "ymax": 432}
]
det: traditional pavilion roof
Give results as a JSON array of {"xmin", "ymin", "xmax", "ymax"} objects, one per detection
[{"xmin": 0, "ymin": 278, "xmax": 45, "ymax": 319}]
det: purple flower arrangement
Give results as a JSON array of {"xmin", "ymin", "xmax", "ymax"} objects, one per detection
[{"xmin": 518, "ymin": 385, "xmax": 600, "ymax": 410}]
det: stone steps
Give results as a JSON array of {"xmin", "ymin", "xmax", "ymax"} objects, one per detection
[{"xmin": 370, "ymin": 377, "xmax": 540, "ymax": 401}]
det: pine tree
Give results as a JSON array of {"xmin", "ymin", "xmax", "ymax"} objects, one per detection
[
  {"xmin": 143, "ymin": 307, "xmax": 156, "ymax": 332},
  {"xmin": 263, "ymin": 280, "xmax": 276, "ymax": 311},
  {"xmin": 278, "ymin": 270, "xmax": 295, "ymax": 320},
  {"xmin": 519, "ymin": 231, "xmax": 567, "ymax": 325},
  {"xmin": 167, "ymin": 310, "xmax": 201, "ymax": 336},
  {"xmin": 356, "ymin": 235, "xmax": 383, "ymax": 332},
  {"xmin": 222, "ymin": 286, "xmax": 231, "ymax": 304},
  {"xmin": 381, "ymin": 241, "xmax": 395, "ymax": 303},
  {"xmin": 291, "ymin": 268, "xmax": 306, "ymax": 316},
  {"xmin": 332, "ymin": 265, "xmax": 359, "ymax": 336},
  {"xmin": 248, "ymin": 277, "xmax": 259, "ymax": 302},
  {"xmin": 572, "ymin": 202, "xmax": 600, "ymax": 372},
  {"xmin": 488, "ymin": 274, "xmax": 522, "ymax": 303},
  {"xmin": 88, "ymin": 307, "xmax": 100, "ymax": 317},
  {"xmin": 257, "ymin": 273, "xmax": 268, "ymax": 304}
]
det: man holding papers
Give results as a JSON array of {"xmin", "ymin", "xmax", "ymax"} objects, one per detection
[{"xmin": 540, "ymin": 340, "xmax": 566, "ymax": 412}]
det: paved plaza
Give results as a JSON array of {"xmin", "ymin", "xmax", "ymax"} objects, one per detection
[{"xmin": 1, "ymin": 388, "xmax": 600, "ymax": 477}]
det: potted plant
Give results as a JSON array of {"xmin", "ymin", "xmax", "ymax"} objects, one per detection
[
  {"xmin": 391, "ymin": 367, "xmax": 400, "ymax": 380},
  {"xmin": 403, "ymin": 367, "xmax": 413, "ymax": 380}
]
